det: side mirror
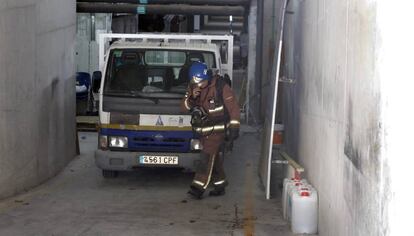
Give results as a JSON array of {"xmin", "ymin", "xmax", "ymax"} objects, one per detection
[{"xmin": 91, "ymin": 71, "xmax": 102, "ymax": 93}]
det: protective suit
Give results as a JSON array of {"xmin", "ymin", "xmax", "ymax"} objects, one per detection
[{"xmin": 181, "ymin": 62, "xmax": 240, "ymax": 199}]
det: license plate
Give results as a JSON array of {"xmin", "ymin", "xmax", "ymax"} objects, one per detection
[{"xmin": 139, "ymin": 155, "xmax": 179, "ymax": 165}]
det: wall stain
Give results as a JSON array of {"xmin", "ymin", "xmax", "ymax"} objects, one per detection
[
  {"xmin": 343, "ymin": 96, "xmax": 383, "ymax": 236},
  {"xmin": 344, "ymin": 99, "xmax": 362, "ymax": 172},
  {"xmin": 51, "ymin": 77, "xmax": 59, "ymax": 98}
]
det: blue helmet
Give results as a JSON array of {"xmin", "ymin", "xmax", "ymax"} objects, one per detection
[{"xmin": 188, "ymin": 61, "xmax": 210, "ymax": 84}]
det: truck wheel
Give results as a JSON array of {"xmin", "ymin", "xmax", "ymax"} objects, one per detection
[{"xmin": 102, "ymin": 170, "xmax": 118, "ymax": 178}]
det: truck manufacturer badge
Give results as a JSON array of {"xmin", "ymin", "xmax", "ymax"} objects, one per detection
[
  {"xmin": 179, "ymin": 117, "xmax": 184, "ymax": 126},
  {"xmin": 156, "ymin": 116, "xmax": 164, "ymax": 126}
]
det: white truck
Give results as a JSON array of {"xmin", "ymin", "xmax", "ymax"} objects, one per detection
[{"xmin": 91, "ymin": 33, "xmax": 234, "ymax": 178}]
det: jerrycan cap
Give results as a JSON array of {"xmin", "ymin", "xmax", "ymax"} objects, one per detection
[
  {"xmin": 300, "ymin": 190, "xmax": 310, "ymax": 197},
  {"xmin": 295, "ymin": 182, "xmax": 303, "ymax": 186}
]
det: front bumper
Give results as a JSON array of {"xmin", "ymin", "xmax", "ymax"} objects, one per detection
[{"xmin": 95, "ymin": 150, "xmax": 201, "ymax": 171}]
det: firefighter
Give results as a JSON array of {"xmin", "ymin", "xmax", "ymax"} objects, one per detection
[{"xmin": 181, "ymin": 61, "xmax": 241, "ymax": 199}]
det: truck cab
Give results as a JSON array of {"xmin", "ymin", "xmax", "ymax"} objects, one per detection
[{"xmin": 93, "ymin": 34, "xmax": 233, "ymax": 178}]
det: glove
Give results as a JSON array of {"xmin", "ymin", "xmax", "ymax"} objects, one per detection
[
  {"xmin": 190, "ymin": 107, "xmax": 206, "ymax": 127},
  {"xmin": 228, "ymin": 128, "xmax": 240, "ymax": 142}
]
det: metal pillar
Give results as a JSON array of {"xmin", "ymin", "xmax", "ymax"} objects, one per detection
[{"xmin": 246, "ymin": 0, "xmax": 257, "ymax": 124}]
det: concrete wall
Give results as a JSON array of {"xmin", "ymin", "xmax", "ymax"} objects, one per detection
[
  {"xmin": 280, "ymin": 0, "xmax": 390, "ymax": 235},
  {"xmin": 0, "ymin": 1, "xmax": 76, "ymax": 199}
]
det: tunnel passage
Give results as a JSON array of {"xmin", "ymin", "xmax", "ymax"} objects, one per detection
[{"xmin": 0, "ymin": 0, "xmax": 412, "ymax": 236}]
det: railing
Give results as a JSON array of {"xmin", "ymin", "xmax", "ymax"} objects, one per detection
[{"xmin": 272, "ymin": 150, "xmax": 305, "ymax": 180}]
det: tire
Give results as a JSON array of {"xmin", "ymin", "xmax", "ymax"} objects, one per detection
[{"xmin": 102, "ymin": 170, "xmax": 119, "ymax": 178}]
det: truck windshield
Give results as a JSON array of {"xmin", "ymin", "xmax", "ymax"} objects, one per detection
[{"xmin": 103, "ymin": 49, "xmax": 216, "ymax": 97}]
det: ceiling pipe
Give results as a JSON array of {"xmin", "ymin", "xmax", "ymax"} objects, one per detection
[
  {"xmin": 209, "ymin": 16, "xmax": 244, "ymax": 22},
  {"xmin": 77, "ymin": 3, "xmax": 245, "ymax": 16},
  {"xmin": 77, "ymin": 0, "xmax": 250, "ymax": 6}
]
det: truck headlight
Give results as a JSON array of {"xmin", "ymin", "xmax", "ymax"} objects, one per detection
[
  {"xmin": 99, "ymin": 135, "xmax": 108, "ymax": 150},
  {"xmin": 109, "ymin": 136, "xmax": 128, "ymax": 148},
  {"xmin": 190, "ymin": 139, "xmax": 203, "ymax": 150}
]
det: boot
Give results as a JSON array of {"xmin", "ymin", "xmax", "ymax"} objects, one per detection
[
  {"xmin": 209, "ymin": 187, "xmax": 226, "ymax": 196},
  {"xmin": 187, "ymin": 186, "xmax": 204, "ymax": 200}
]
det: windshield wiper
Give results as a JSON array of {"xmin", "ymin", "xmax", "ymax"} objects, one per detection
[
  {"xmin": 104, "ymin": 91, "xmax": 145, "ymax": 98},
  {"xmin": 104, "ymin": 91, "xmax": 136, "ymax": 97},
  {"xmin": 104, "ymin": 91, "xmax": 161, "ymax": 104},
  {"xmin": 104, "ymin": 90, "xmax": 184, "ymax": 101},
  {"xmin": 131, "ymin": 91, "xmax": 184, "ymax": 99}
]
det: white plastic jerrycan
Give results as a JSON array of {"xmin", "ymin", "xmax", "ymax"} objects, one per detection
[
  {"xmin": 291, "ymin": 187, "xmax": 318, "ymax": 234},
  {"xmin": 282, "ymin": 178, "xmax": 307, "ymax": 220}
]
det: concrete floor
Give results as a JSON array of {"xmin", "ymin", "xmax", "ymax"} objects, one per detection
[{"xmin": 0, "ymin": 130, "xmax": 299, "ymax": 236}]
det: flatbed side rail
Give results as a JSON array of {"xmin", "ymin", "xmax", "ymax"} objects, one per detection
[
  {"xmin": 272, "ymin": 150, "xmax": 305, "ymax": 179},
  {"xmin": 76, "ymin": 116, "xmax": 99, "ymax": 132}
]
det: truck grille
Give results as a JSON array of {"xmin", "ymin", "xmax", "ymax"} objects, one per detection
[
  {"xmin": 129, "ymin": 131, "xmax": 192, "ymax": 152},
  {"xmin": 133, "ymin": 137, "xmax": 186, "ymax": 143}
]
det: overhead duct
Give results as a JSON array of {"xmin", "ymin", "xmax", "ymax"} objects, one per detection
[
  {"xmin": 77, "ymin": 3, "xmax": 245, "ymax": 16},
  {"xmin": 209, "ymin": 16, "xmax": 245, "ymax": 22},
  {"xmin": 77, "ymin": 0, "xmax": 250, "ymax": 6}
]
